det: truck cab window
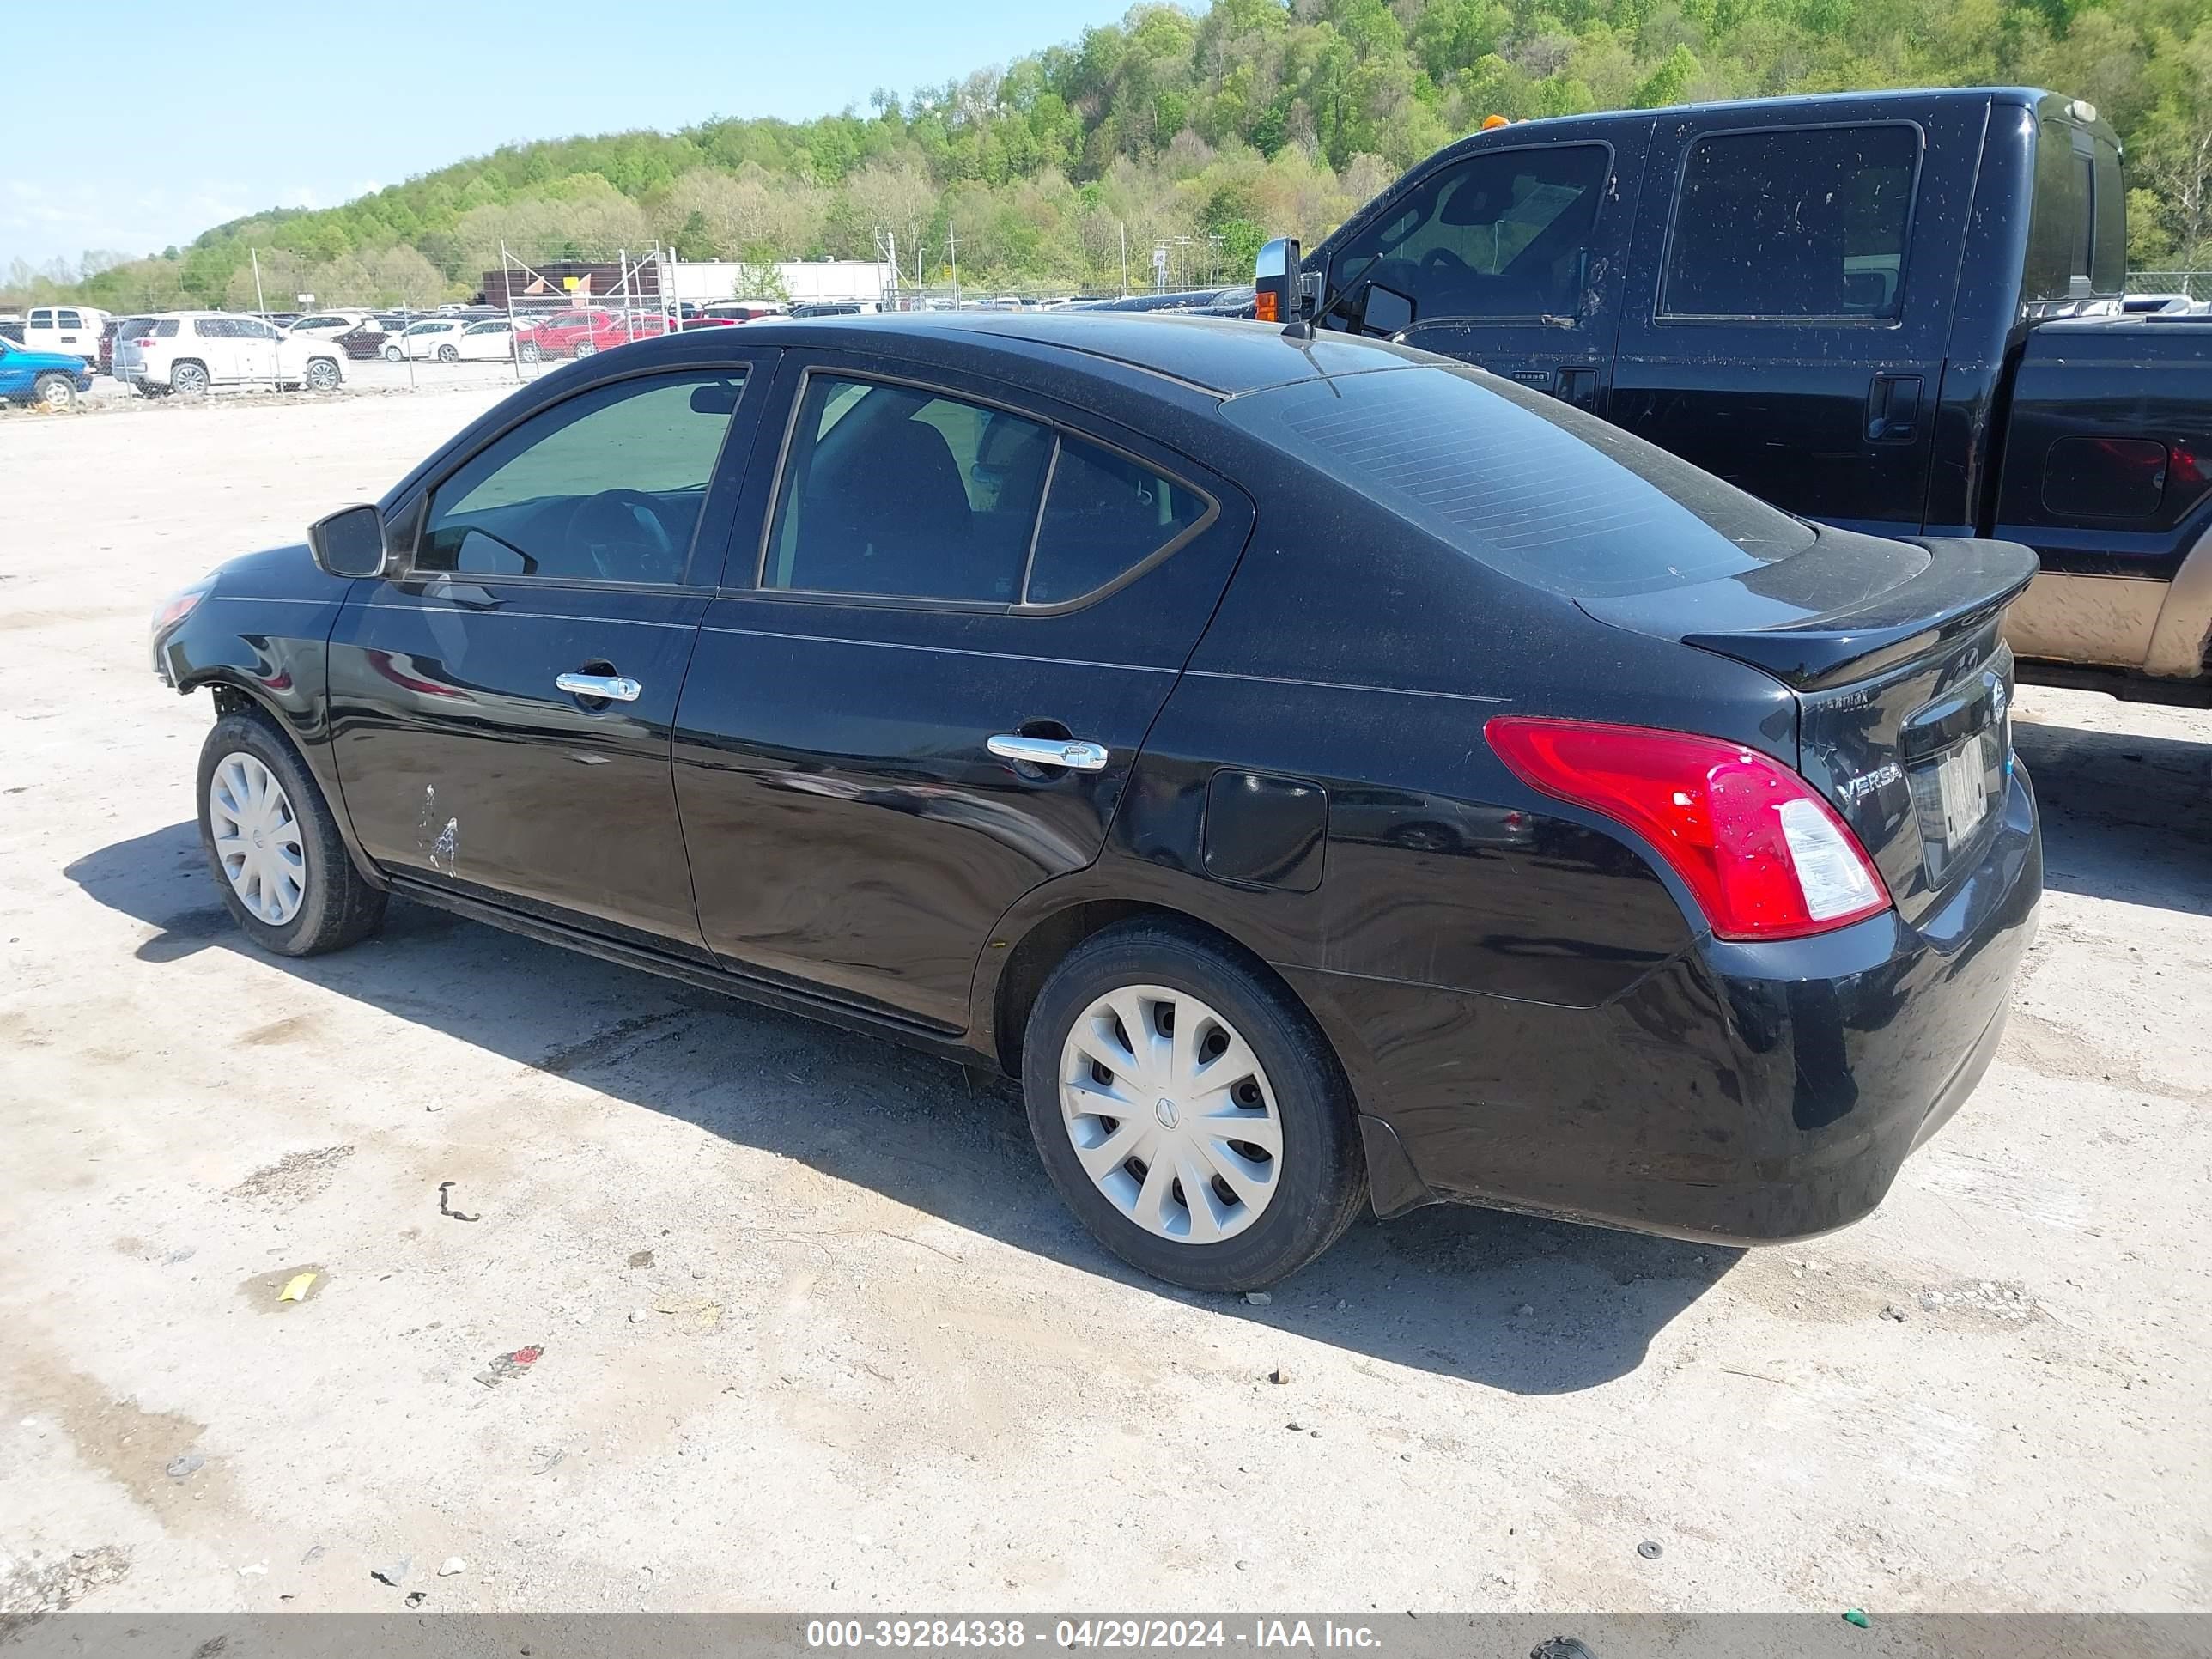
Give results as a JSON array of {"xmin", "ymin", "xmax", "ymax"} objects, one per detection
[
  {"xmin": 1323, "ymin": 144, "xmax": 1610, "ymax": 334},
  {"xmin": 1662, "ymin": 125, "xmax": 1919, "ymax": 319}
]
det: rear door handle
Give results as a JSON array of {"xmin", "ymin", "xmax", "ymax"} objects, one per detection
[
  {"xmin": 556, "ymin": 672, "xmax": 641, "ymax": 702},
  {"xmin": 1867, "ymin": 374, "xmax": 1924, "ymax": 442},
  {"xmin": 988, "ymin": 734, "xmax": 1109, "ymax": 772}
]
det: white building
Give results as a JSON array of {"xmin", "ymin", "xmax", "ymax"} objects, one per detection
[{"xmin": 663, "ymin": 258, "xmax": 891, "ymax": 306}]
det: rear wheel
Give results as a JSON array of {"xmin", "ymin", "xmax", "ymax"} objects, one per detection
[
  {"xmin": 573, "ymin": 339, "xmax": 597, "ymax": 358},
  {"xmin": 197, "ymin": 711, "xmax": 386, "ymax": 957},
  {"xmin": 436, "ymin": 343, "xmax": 459, "ymax": 362},
  {"xmin": 304, "ymin": 356, "xmax": 341, "ymax": 391},
  {"xmin": 1022, "ymin": 923, "xmax": 1366, "ymax": 1291},
  {"xmin": 33, "ymin": 373, "xmax": 76, "ymax": 411},
  {"xmin": 170, "ymin": 361, "xmax": 210, "ymax": 396}
]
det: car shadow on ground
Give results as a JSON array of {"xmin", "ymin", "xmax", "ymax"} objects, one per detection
[
  {"xmin": 2014, "ymin": 715, "xmax": 2211, "ymax": 915},
  {"xmin": 70, "ymin": 820, "xmax": 1739, "ymax": 1396}
]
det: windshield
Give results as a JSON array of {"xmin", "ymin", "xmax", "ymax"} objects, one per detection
[{"xmin": 1224, "ymin": 364, "xmax": 1814, "ymax": 599}]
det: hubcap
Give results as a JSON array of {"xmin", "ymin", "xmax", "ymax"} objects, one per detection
[
  {"xmin": 40, "ymin": 380, "xmax": 69, "ymax": 408},
  {"xmin": 208, "ymin": 752, "xmax": 307, "ymax": 927},
  {"xmin": 1059, "ymin": 985, "xmax": 1282, "ymax": 1245}
]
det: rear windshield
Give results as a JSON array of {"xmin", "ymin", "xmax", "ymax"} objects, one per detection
[{"xmin": 1222, "ymin": 364, "xmax": 1814, "ymax": 598}]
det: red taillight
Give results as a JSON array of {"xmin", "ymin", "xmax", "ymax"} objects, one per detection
[
  {"xmin": 1486, "ymin": 716, "xmax": 1891, "ymax": 941},
  {"xmin": 129, "ymin": 336, "xmax": 154, "ymax": 347}
]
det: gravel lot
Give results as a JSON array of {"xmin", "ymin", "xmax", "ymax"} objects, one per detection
[{"xmin": 1, "ymin": 385, "xmax": 2207, "ymax": 1616}]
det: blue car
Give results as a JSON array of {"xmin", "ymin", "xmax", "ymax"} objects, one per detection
[{"xmin": 0, "ymin": 336, "xmax": 95, "ymax": 410}]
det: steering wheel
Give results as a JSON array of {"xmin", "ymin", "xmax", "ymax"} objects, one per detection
[
  {"xmin": 567, "ymin": 489, "xmax": 679, "ymax": 583},
  {"xmin": 1420, "ymin": 246, "xmax": 1472, "ymax": 274}
]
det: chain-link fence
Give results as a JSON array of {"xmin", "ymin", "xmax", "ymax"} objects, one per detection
[{"xmin": 2124, "ymin": 270, "xmax": 2212, "ymax": 301}]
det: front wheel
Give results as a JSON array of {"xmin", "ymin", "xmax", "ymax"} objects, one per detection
[
  {"xmin": 304, "ymin": 356, "xmax": 341, "ymax": 391},
  {"xmin": 518, "ymin": 341, "xmax": 542, "ymax": 363},
  {"xmin": 384, "ymin": 345, "xmax": 404, "ymax": 362},
  {"xmin": 33, "ymin": 373, "xmax": 76, "ymax": 411},
  {"xmin": 1022, "ymin": 923, "xmax": 1366, "ymax": 1291},
  {"xmin": 197, "ymin": 712, "xmax": 386, "ymax": 957}
]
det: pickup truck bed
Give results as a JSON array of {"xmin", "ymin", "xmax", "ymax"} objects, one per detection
[{"xmin": 1996, "ymin": 315, "xmax": 2212, "ymax": 699}]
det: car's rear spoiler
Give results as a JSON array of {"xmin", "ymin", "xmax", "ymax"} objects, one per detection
[{"xmin": 1581, "ymin": 537, "xmax": 2040, "ymax": 693}]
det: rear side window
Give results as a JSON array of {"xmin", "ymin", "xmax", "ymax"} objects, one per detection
[
  {"xmin": 1663, "ymin": 125, "xmax": 1919, "ymax": 319},
  {"xmin": 1025, "ymin": 441, "xmax": 1207, "ymax": 604},
  {"xmin": 765, "ymin": 376, "xmax": 1054, "ymax": 601},
  {"xmin": 194, "ymin": 319, "xmax": 228, "ymax": 337},
  {"xmin": 2023, "ymin": 118, "xmax": 2126, "ymax": 303},
  {"xmin": 155, "ymin": 319, "xmax": 179, "ymax": 337},
  {"xmin": 1224, "ymin": 364, "xmax": 1814, "ymax": 599},
  {"xmin": 419, "ymin": 370, "xmax": 745, "ymax": 585}
]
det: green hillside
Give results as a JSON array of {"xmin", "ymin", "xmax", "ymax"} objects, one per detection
[{"xmin": 21, "ymin": 0, "xmax": 2212, "ymax": 311}]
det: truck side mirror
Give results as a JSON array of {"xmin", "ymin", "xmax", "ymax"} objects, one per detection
[
  {"xmin": 308, "ymin": 503, "xmax": 396, "ymax": 580},
  {"xmin": 1254, "ymin": 237, "xmax": 1304, "ymax": 325}
]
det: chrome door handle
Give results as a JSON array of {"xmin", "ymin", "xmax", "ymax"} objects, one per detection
[
  {"xmin": 556, "ymin": 672, "xmax": 641, "ymax": 702},
  {"xmin": 988, "ymin": 734, "xmax": 1109, "ymax": 772}
]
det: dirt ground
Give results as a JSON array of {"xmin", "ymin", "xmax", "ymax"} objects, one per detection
[{"xmin": 1, "ymin": 385, "xmax": 2207, "ymax": 1616}]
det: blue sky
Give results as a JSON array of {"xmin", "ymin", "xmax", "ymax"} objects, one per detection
[{"xmin": 0, "ymin": 0, "xmax": 1136, "ymax": 270}]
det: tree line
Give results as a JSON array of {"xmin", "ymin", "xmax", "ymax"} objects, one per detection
[{"xmin": 10, "ymin": 0, "xmax": 2209, "ymax": 313}]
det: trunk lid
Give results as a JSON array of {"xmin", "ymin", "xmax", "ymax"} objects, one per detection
[{"xmin": 1580, "ymin": 527, "xmax": 2037, "ymax": 922}]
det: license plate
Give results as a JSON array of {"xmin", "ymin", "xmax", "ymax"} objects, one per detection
[{"xmin": 1935, "ymin": 742, "xmax": 1988, "ymax": 847}]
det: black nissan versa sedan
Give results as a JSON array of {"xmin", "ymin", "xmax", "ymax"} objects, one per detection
[{"xmin": 150, "ymin": 313, "xmax": 2043, "ymax": 1291}]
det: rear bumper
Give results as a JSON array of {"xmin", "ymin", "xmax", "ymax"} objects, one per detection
[{"xmin": 1291, "ymin": 766, "xmax": 2043, "ymax": 1243}]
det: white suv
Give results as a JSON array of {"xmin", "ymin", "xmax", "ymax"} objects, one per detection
[{"xmin": 115, "ymin": 312, "xmax": 346, "ymax": 396}]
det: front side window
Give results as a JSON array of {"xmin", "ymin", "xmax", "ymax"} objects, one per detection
[
  {"xmin": 1663, "ymin": 125, "xmax": 1919, "ymax": 319},
  {"xmin": 418, "ymin": 370, "xmax": 746, "ymax": 586},
  {"xmin": 1325, "ymin": 144, "xmax": 1612, "ymax": 331},
  {"xmin": 57, "ymin": 310, "xmax": 82, "ymax": 328}
]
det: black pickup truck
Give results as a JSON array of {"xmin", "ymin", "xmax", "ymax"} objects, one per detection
[{"xmin": 1256, "ymin": 87, "xmax": 2212, "ymax": 704}]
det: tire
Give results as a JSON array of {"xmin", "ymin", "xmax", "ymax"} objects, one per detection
[
  {"xmin": 435, "ymin": 343, "xmax": 459, "ymax": 362},
  {"xmin": 304, "ymin": 356, "xmax": 341, "ymax": 391},
  {"xmin": 385, "ymin": 345, "xmax": 404, "ymax": 362},
  {"xmin": 518, "ymin": 341, "xmax": 541, "ymax": 364},
  {"xmin": 196, "ymin": 710, "xmax": 386, "ymax": 958},
  {"xmin": 171, "ymin": 360, "xmax": 210, "ymax": 396},
  {"xmin": 573, "ymin": 339, "xmax": 597, "ymax": 358},
  {"xmin": 33, "ymin": 373, "xmax": 76, "ymax": 411},
  {"xmin": 1022, "ymin": 922, "xmax": 1366, "ymax": 1291}
]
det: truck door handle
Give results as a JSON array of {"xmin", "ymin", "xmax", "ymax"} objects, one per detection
[
  {"xmin": 1867, "ymin": 374, "xmax": 1923, "ymax": 442},
  {"xmin": 988, "ymin": 734, "xmax": 1109, "ymax": 772},
  {"xmin": 556, "ymin": 672, "xmax": 641, "ymax": 702}
]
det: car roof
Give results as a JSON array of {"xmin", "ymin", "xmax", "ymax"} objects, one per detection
[{"xmin": 720, "ymin": 312, "xmax": 1428, "ymax": 398}]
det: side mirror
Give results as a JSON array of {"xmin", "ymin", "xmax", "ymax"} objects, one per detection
[
  {"xmin": 307, "ymin": 503, "xmax": 394, "ymax": 579},
  {"xmin": 1254, "ymin": 236, "xmax": 1304, "ymax": 325}
]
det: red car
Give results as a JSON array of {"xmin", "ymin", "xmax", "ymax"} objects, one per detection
[{"xmin": 517, "ymin": 308, "xmax": 669, "ymax": 361}]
